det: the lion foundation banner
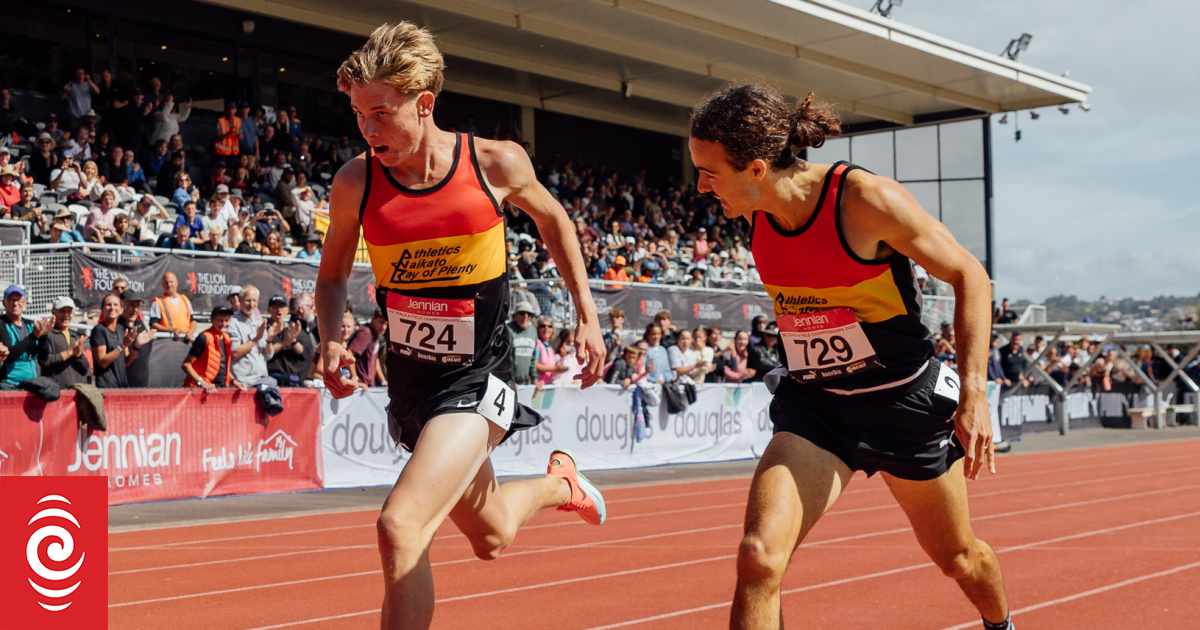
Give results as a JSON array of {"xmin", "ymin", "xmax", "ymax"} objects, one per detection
[
  {"xmin": 0, "ymin": 389, "xmax": 323, "ymax": 505},
  {"xmin": 70, "ymin": 251, "xmax": 377, "ymax": 317}
]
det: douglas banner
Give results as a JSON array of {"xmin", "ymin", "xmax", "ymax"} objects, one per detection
[{"xmin": 71, "ymin": 251, "xmax": 377, "ymax": 316}]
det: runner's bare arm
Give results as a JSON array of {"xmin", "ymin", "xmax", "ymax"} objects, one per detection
[
  {"xmin": 315, "ymin": 157, "xmax": 365, "ymax": 398},
  {"xmin": 842, "ymin": 171, "xmax": 996, "ymax": 479},
  {"xmin": 476, "ymin": 140, "xmax": 606, "ymax": 388}
]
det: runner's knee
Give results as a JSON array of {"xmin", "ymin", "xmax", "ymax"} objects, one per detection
[
  {"xmin": 468, "ymin": 524, "xmax": 516, "ymax": 561},
  {"xmin": 932, "ymin": 546, "xmax": 975, "ymax": 581},
  {"xmin": 376, "ymin": 511, "xmax": 428, "ymax": 559},
  {"xmin": 737, "ymin": 533, "xmax": 788, "ymax": 584}
]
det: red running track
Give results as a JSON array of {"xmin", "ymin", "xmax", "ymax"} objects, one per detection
[{"xmin": 109, "ymin": 439, "xmax": 1200, "ymax": 629}]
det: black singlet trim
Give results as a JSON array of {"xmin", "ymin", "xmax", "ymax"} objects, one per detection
[
  {"xmin": 747, "ymin": 211, "xmax": 757, "ymax": 249},
  {"xmin": 379, "ymin": 132, "xmax": 462, "ymax": 195},
  {"xmin": 762, "ymin": 161, "xmax": 842, "ymax": 238},
  {"xmin": 832, "ymin": 164, "xmax": 895, "ymax": 267},
  {"xmin": 467, "ymin": 133, "xmax": 502, "ymax": 217},
  {"xmin": 357, "ymin": 153, "xmax": 373, "ymax": 224}
]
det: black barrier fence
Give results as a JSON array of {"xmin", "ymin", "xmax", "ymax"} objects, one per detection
[
  {"xmin": 70, "ymin": 251, "xmax": 378, "ymax": 318},
  {"xmin": 998, "ymin": 380, "xmax": 1165, "ymax": 434}
]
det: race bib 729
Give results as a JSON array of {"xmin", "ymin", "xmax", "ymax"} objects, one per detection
[
  {"xmin": 778, "ymin": 308, "xmax": 882, "ymax": 382},
  {"xmin": 386, "ymin": 293, "xmax": 475, "ymax": 365}
]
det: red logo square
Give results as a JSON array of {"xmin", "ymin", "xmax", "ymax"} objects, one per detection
[{"xmin": 0, "ymin": 476, "xmax": 107, "ymax": 630}]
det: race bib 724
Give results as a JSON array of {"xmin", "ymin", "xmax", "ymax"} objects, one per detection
[
  {"xmin": 386, "ymin": 293, "xmax": 475, "ymax": 365},
  {"xmin": 778, "ymin": 307, "xmax": 882, "ymax": 382}
]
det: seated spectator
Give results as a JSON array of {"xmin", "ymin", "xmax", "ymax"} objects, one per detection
[
  {"xmin": 235, "ymin": 225, "xmax": 262, "ymax": 254},
  {"xmin": 228, "ymin": 285, "xmax": 276, "ymax": 387},
  {"xmin": 130, "ymin": 194, "xmax": 170, "ymax": 246},
  {"xmin": 45, "ymin": 209, "xmax": 85, "ymax": 245},
  {"xmin": 746, "ymin": 322, "xmax": 780, "ymax": 382},
  {"xmin": 90, "ymin": 294, "xmax": 142, "ymax": 388},
  {"xmin": 509, "ymin": 301, "xmax": 539, "ymax": 385},
  {"xmin": 266, "ymin": 293, "xmax": 316, "ymax": 387},
  {"xmin": 201, "ymin": 196, "xmax": 229, "ymax": 237},
  {"xmin": 274, "ymin": 166, "xmax": 297, "ymax": 208},
  {"xmin": 183, "ymin": 306, "xmax": 247, "ymax": 392},
  {"xmin": 0, "ymin": 286, "xmax": 51, "ymax": 390},
  {"xmin": 83, "ymin": 190, "xmax": 120, "ymax": 242},
  {"xmin": 347, "ymin": 308, "xmax": 387, "ymax": 387},
  {"xmin": 296, "ymin": 233, "xmax": 322, "ymax": 260},
  {"xmin": 602, "ymin": 255, "xmax": 629, "ymax": 282},
  {"xmin": 253, "ymin": 204, "xmax": 289, "ymax": 244},
  {"xmin": 50, "ymin": 150, "xmax": 84, "ymax": 195},
  {"xmin": 122, "ymin": 145, "xmax": 150, "ymax": 194},
  {"xmin": 111, "ymin": 214, "xmax": 137, "ymax": 246},
  {"xmin": 39, "ymin": 296, "xmax": 91, "ymax": 387},
  {"xmin": 12, "ymin": 183, "xmax": 41, "ymax": 222},
  {"xmin": 174, "ymin": 199, "xmax": 204, "ymax": 234},
  {"xmin": 30, "ymin": 133, "xmax": 60, "ymax": 187},
  {"xmin": 171, "ymin": 172, "xmax": 197, "ymax": 209},
  {"xmin": 264, "ymin": 230, "xmax": 289, "ymax": 258},
  {"xmin": 534, "ymin": 318, "xmax": 567, "ymax": 385},
  {"xmin": 149, "ymin": 272, "xmax": 195, "ymax": 339},
  {"xmin": 198, "ymin": 226, "xmax": 227, "ymax": 252},
  {"xmin": 0, "ymin": 166, "xmax": 20, "ymax": 212},
  {"xmin": 157, "ymin": 222, "xmax": 196, "ymax": 250}
]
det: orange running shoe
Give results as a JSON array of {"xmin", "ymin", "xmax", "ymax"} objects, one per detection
[{"xmin": 548, "ymin": 449, "xmax": 606, "ymax": 525}]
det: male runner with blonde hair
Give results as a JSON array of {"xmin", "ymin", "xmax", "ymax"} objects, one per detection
[{"xmin": 318, "ymin": 22, "xmax": 608, "ymax": 630}]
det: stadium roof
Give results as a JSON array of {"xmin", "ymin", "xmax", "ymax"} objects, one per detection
[{"xmin": 210, "ymin": 0, "xmax": 1093, "ymax": 136}]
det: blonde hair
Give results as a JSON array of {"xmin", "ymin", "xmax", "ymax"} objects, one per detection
[{"xmin": 337, "ymin": 22, "xmax": 444, "ymax": 97}]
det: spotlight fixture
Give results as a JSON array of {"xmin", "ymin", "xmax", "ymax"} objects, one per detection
[
  {"xmin": 869, "ymin": 0, "xmax": 903, "ymax": 18},
  {"xmin": 1058, "ymin": 105, "xmax": 1070, "ymax": 115},
  {"xmin": 1029, "ymin": 111, "xmax": 1039, "ymax": 120},
  {"xmin": 1079, "ymin": 103, "xmax": 1092, "ymax": 112},
  {"xmin": 998, "ymin": 114, "xmax": 1008, "ymax": 124},
  {"xmin": 1002, "ymin": 33, "xmax": 1032, "ymax": 61}
]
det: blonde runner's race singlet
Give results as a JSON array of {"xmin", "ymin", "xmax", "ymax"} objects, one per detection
[
  {"xmin": 360, "ymin": 132, "xmax": 512, "ymax": 395},
  {"xmin": 751, "ymin": 162, "xmax": 934, "ymax": 391}
]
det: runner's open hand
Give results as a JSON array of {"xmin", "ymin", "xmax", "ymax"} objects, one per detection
[
  {"xmin": 320, "ymin": 341, "xmax": 359, "ymax": 398},
  {"xmin": 573, "ymin": 317, "xmax": 606, "ymax": 389},
  {"xmin": 952, "ymin": 393, "xmax": 994, "ymax": 480}
]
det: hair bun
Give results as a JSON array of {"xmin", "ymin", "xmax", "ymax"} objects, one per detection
[{"xmin": 788, "ymin": 92, "xmax": 840, "ymax": 151}]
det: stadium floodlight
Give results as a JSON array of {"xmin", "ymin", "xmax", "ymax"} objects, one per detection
[
  {"xmin": 870, "ymin": 0, "xmax": 903, "ymax": 18},
  {"xmin": 1029, "ymin": 111, "xmax": 1039, "ymax": 120},
  {"xmin": 1058, "ymin": 105, "xmax": 1070, "ymax": 115},
  {"xmin": 1079, "ymin": 103, "xmax": 1092, "ymax": 112},
  {"xmin": 1002, "ymin": 33, "xmax": 1033, "ymax": 61}
]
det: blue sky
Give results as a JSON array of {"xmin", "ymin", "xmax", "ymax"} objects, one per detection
[{"xmin": 888, "ymin": 0, "xmax": 1200, "ymax": 302}]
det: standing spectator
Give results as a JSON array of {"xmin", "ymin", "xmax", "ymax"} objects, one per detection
[
  {"xmin": 654, "ymin": 311, "xmax": 678, "ymax": 347},
  {"xmin": 155, "ymin": 150, "xmax": 185, "ymax": 197},
  {"xmin": 150, "ymin": 96, "xmax": 191, "ymax": 145},
  {"xmin": 145, "ymin": 77, "xmax": 165, "ymax": 110},
  {"xmin": 291, "ymin": 184, "xmax": 324, "ymax": 237},
  {"xmin": 748, "ymin": 315, "xmax": 767, "ymax": 347},
  {"xmin": 348, "ymin": 308, "xmax": 387, "ymax": 387},
  {"xmin": 111, "ymin": 88, "xmax": 153, "ymax": 149},
  {"xmin": 238, "ymin": 102, "xmax": 259, "ymax": 157},
  {"xmin": 643, "ymin": 324, "xmax": 673, "ymax": 384},
  {"xmin": 999, "ymin": 333, "xmax": 1025, "ymax": 387},
  {"xmin": 534, "ymin": 318, "xmax": 566, "ymax": 385},
  {"xmin": 267, "ymin": 293, "xmax": 316, "ymax": 387},
  {"xmin": 49, "ymin": 150, "xmax": 83, "ymax": 195},
  {"xmin": 61, "ymin": 68, "xmax": 99, "ymax": 129},
  {"xmin": 0, "ymin": 88, "xmax": 15, "ymax": 138},
  {"xmin": 214, "ymin": 101, "xmax": 241, "ymax": 167},
  {"xmin": 118, "ymin": 291, "xmax": 148, "ymax": 332},
  {"xmin": 508, "ymin": 300, "xmax": 539, "ymax": 385},
  {"xmin": 0, "ymin": 286, "xmax": 51, "ymax": 389},
  {"xmin": 693, "ymin": 326, "xmax": 715, "ymax": 381},
  {"xmin": 987, "ymin": 332, "xmax": 1007, "ymax": 386},
  {"xmin": 39, "ymin": 297, "xmax": 90, "ymax": 387},
  {"xmin": 602, "ymin": 308, "xmax": 628, "ymax": 359},
  {"xmin": 746, "ymin": 322, "xmax": 780, "ymax": 382},
  {"xmin": 715, "ymin": 330, "xmax": 755, "ymax": 383},
  {"xmin": 149, "ymin": 272, "xmax": 195, "ymax": 339},
  {"xmin": 90, "ymin": 294, "xmax": 141, "ymax": 388},
  {"xmin": 668, "ymin": 329, "xmax": 706, "ymax": 384},
  {"xmin": 228, "ymin": 285, "xmax": 276, "ymax": 387},
  {"xmin": 183, "ymin": 306, "xmax": 248, "ymax": 392},
  {"xmin": 994, "ymin": 298, "xmax": 1018, "ymax": 324},
  {"xmin": 145, "ymin": 139, "xmax": 171, "ymax": 178}
]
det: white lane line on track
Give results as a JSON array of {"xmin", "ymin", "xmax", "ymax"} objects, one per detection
[
  {"xmin": 937, "ymin": 559, "xmax": 1200, "ymax": 630},
  {"xmin": 576, "ymin": 508, "xmax": 1200, "ymax": 630}
]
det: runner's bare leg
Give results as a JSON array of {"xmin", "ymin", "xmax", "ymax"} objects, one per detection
[
  {"xmin": 731, "ymin": 433, "xmax": 853, "ymax": 630},
  {"xmin": 450, "ymin": 457, "xmax": 570, "ymax": 561},
  {"xmin": 883, "ymin": 460, "xmax": 1009, "ymax": 624},
  {"xmin": 376, "ymin": 413, "xmax": 569, "ymax": 630}
]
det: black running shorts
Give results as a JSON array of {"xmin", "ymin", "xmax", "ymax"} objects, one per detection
[
  {"xmin": 386, "ymin": 375, "xmax": 544, "ymax": 452},
  {"xmin": 770, "ymin": 358, "xmax": 965, "ymax": 481}
]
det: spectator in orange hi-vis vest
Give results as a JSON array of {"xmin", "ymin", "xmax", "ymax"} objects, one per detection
[
  {"xmin": 182, "ymin": 305, "xmax": 247, "ymax": 393},
  {"xmin": 215, "ymin": 101, "xmax": 241, "ymax": 169},
  {"xmin": 602, "ymin": 255, "xmax": 629, "ymax": 282},
  {"xmin": 149, "ymin": 271, "xmax": 195, "ymax": 341}
]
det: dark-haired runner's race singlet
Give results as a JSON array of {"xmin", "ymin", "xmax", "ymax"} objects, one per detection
[{"xmin": 751, "ymin": 162, "xmax": 934, "ymax": 391}]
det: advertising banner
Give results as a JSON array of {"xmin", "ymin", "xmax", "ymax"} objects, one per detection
[
  {"xmin": 0, "ymin": 390, "xmax": 324, "ymax": 505},
  {"xmin": 320, "ymin": 389, "xmax": 410, "ymax": 489},
  {"xmin": 70, "ymin": 251, "xmax": 377, "ymax": 317},
  {"xmin": 997, "ymin": 380, "xmax": 1147, "ymax": 433}
]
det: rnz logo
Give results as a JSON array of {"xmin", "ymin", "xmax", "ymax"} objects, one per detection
[{"xmin": 0, "ymin": 476, "xmax": 108, "ymax": 630}]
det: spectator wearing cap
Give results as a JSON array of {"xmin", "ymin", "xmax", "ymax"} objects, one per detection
[
  {"xmin": 183, "ymin": 306, "xmax": 247, "ymax": 392},
  {"xmin": 48, "ymin": 208, "xmax": 85, "ymax": 245},
  {"xmin": 509, "ymin": 300, "xmax": 540, "ymax": 385},
  {"xmin": 215, "ymin": 102, "xmax": 241, "ymax": 167},
  {"xmin": 83, "ymin": 190, "xmax": 120, "ymax": 242},
  {"xmin": 50, "ymin": 150, "xmax": 83, "ymax": 195},
  {"xmin": 267, "ymin": 293, "xmax": 316, "ymax": 387},
  {"xmin": 149, "ymin": 272, "xmax": 195, "ymax": 340},
  {"xmin": 118, "ymin": 291, "xmax": 148, "ymax": 336},
  {"xmin": 0, "ymin": 286, "xmax": 52, "ymax": 390},
  {"xmin": 296, "ymin": 233, "xmax": 322, "ymax": 261},
  {"xmin": 39, "ymin": 296, "xmax": 90, "ymax": 387},
  {"xmin": 347, "ymin": 308, "xmax": 388, "ymax": 387},
  {"xmin": 238, "ymin": 102, "xmax": 259, "ymax": 157},
  {"xmin": 746, "ymin": 322, "xmax": 780, "ymax": 382},
  {"xmin": 0, "ymin": 166, "xmax": 19, "ymax": 212},
  {"xmin": 602, "ymin": 255, "xmax": 629, "ymax": 283},
  {"xmin": 30, "ymin": 132, "xmax": 60, "ymax": 187},
  {"xmin": 212, "ymin": 184, "xmax": 238, "ymax": 224},
  {"xmin": 61, "ymin": 68, "xmax": 99, "ymax": 129},
  {"xmin": 228, "ymin": 285, "xmax": 276, "ymax": 387},
  {"xmin": 90, "ymin": 293, "xmax": 142, "ymax": 389}
]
